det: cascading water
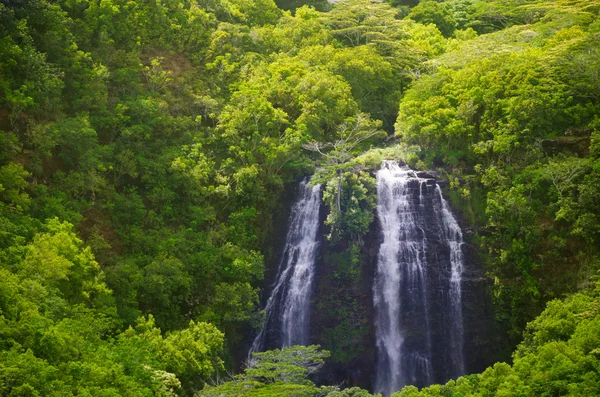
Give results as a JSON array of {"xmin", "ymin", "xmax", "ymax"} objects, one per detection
[
  {"xmin": 250, "ymin": 179, "xmax": 321, "ymax": 353},
  {"xmin": 374, "ymin": 160, "xmax": 466, "ymax": 396},
  {"xmin": 435, "ymin": 184, "xmax": 466, "ymax": 378}
]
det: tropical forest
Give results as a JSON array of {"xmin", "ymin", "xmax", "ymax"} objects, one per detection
[{"xmin": 0, "ymin": 0, "xmax": 599, "ymax": 395}]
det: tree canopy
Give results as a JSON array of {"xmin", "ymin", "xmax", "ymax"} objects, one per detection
[{"xmin": 1, "ymin": 0, "xmax": 599, "ymax": 395}]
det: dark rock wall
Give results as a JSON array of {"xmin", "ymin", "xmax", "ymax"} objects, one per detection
[
  {"xmin": 254, "ymin": 172, "xmax": 505, "ymax": 392},
  {"xmin": 311, "ymin": 211, "xmax": 380, "ymax": 390}
]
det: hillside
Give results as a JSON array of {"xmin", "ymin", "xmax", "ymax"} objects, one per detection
[{"xmin": 0, "ymin": 0, "xmax": 599, "ymax": 396}]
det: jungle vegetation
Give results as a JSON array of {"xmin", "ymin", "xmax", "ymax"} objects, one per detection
[{"xmin": 0, "ymin": 0, "xmax": 599, "ymax": 395}]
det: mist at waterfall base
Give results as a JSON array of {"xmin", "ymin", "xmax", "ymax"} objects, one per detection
[
  {"xmin": 250, "ymin": 179, "xmax": 321, "ymax": 353},
  {"xmin": 374, "ymin": 160, "xmax": 466, "ymax": 396}
]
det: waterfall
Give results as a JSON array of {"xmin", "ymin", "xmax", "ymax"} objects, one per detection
[
  {"xmin": 435, "ymin": 184, "xmax": 466, "ymax": 377},
  {"xmin": 374, "ymin": 160, "xmax": 465, "ymax": 396},
  {"xmin": 250, "ymin": 179, "xmax": 321, "ymax": 353}
]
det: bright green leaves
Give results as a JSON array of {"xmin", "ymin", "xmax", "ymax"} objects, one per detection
[
  {"xmin": 397, "ymin": 19, "xmax": 599, "ymax": 162},
  {"xmin": 260, "ymin": 6, "xmax": 332, "ymax": 54},
  {"xmin": 246, "ymin": 345, "xmax": 329, "ymax": 383},
  {"xmin": 396, "ymin": 72, "xmax": 462, "ymax": 154},
  {"xmin": 396, "ymin": 1, "xmax": 600, "ymax": 342},
  {"xmin": 485, "ymin": 185, "xmax": 535, "ymax": 230},
  {"xmin": 516, "ymin": 295, "xmax": 593, "ymax": 359},
  {"xmin": 22, "ymin": 218, "xmax": 111, "ymax": 306},
  {"xmin": 542, "ymin": 156, "xmax": 591, "ymax": 221},
  {"xmin": 510, "ymin": 287, "xmax": 600, "ymax": 396},
  {"xmin": 398, "ymin": 48, "xmax": 570, "ymax": 162},
  {"xmin": 0, "ymin": 0, "xmax": 598, "ymax": 394},
  {"xmin": 0, "ymin": 163, "xmax": 31, "ymax": 212},
  {"xmin": 116, "ymin": 315, "xmax": 224, "ymax": 395},
  {"xmin": 80, "ymin": 0, "xmax": 219, "ymax": 55},
  {"xmin": 295, "ymin": 45, "xmax": 400, "ymax": 129},
  {"xmin": 322, "ymin": 171, "xmax": 377, "ymax": 241},
  {"xmin": 0, "ymin": 348, "xmax": 65, "ymax": 397},
  {"xmin": 408, "ymin": 0, "xmax": 457, "ymax": 38},
  {"xmin": 199, "ymin": 345, "xmax": 377, "ymax": 396},
  {"xmin": 199, "ymin": 345, "xmax": 330, "ymax": 396},
  {"xmin": 170, "ymin": 143, "xmax": 215, "ymax": 197},
  {"xmin": 403, "ymin": 20, "xmax": 450, "ymax": 58},
  {"xmin": 160, "ymin": 320, "xmax": 224, "ymax": 393},
  {"xmin": 321, "ymin": 0, "xmax": 434, "ymax": 114},
  {"xmin": 572, "ymin": 170, "xmax": 600, "ymax": 244},
  {"xmin": 323, "ymin": 0, "xmax": 408, "ymax": 48},
  {"xmin": 208, "ymin": 282, "xmax": 259, "ymax": 322},
  {"xmin": 0, "ymin": 217, "xmax": 224, "ymax": 396},
  {"xmin": 215, "ymin": 44, "xmax": 381, "ymax": 205},
  {"xmin": 219, "ymin": 80, "xmax": 291, "ymax": 173},
  {"xmin": 225, "ymin": 0, "xmax": 282, "ymax": 26}
]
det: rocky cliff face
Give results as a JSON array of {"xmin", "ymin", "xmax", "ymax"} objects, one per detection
[{"xmin": 256, "ymin": 167, "xmax": 505, "ymax": 393}]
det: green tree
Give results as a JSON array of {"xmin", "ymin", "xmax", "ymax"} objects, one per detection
[{"xmin": 408, "ymin": 0, "xmax": 457, "ymax": 38}]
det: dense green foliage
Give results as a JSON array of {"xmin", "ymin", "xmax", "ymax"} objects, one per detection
[
  {"xmin": 200, "ymin": 345, "xmax": 329, "ymax": 396},
  {"xmin": 200, "ymin": 345, "xmax": 378, "ymax": 396},
  {"xmin": 1, "ymin": 0, "xmax": 599, "ymax": 395},
  {"xmin": 397, "ymin": 0, "xmax": 600, "ymax": 341},
  {"xmin": 0, "ymin": 218, "xmax": 224, "ymax": 395},
  {"xmin": 0, "ymin": 0, "xmax": 442, "ymax": 394}
]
